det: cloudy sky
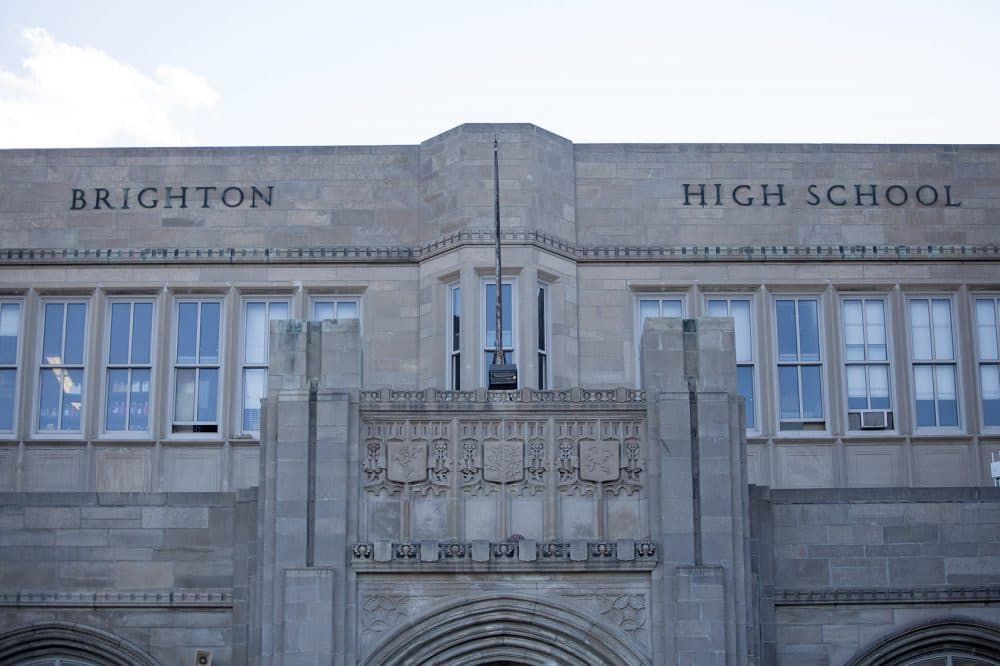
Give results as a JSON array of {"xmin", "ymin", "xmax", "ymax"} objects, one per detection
[{"xmin": 0, "ymin": 0, "xmax": 997, "ymax": 148}]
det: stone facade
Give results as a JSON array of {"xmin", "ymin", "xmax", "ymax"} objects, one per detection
[{"xmin": 1, "ymin": 124, "xmax": 999, "ymax": 663}]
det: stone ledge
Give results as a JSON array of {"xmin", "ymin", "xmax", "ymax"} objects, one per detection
[
  {"xmin": 772, "ymin": 585, "xmax": 1000, "ymax": 606},
  {"xmin": 360, "ymin": 387, "xmax": 646, "ymax": 409},
  {"xmin": 0, "ymin": 589, "xmax": 232, "ymax": 609}
]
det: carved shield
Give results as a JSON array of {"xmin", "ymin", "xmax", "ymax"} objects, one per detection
[
  {"xmin": 387, "ymin": 441, "xmax": 428, "ymax": 483},
  {"xmin": 482, "ymin": 440, "xmax": 524, "ymax": 483},
  {"xmin": 579, "ymin": 439, "xmax": 620, "ymax": 482}
]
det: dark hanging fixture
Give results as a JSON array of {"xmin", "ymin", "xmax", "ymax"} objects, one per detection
[{"xmin": 488, "ymin": 137, "xmax": 518, "ymax": 390}]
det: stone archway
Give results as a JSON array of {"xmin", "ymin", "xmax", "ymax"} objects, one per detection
[
  {"xmin": 847, "ymin": 618, "xmax": 1000, "ymax": 665},
  {"xmin": 0, "ymin": 622, "xmax": 160, "ymax": 666},
  {"xmin": 364, "ymin": 594, "xmax": 650, "ymax": 666}
]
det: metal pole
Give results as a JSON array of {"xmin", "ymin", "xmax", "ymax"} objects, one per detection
[{"xmin": 493, "ymin": 137, "xmax": 504, "ymax": 366}]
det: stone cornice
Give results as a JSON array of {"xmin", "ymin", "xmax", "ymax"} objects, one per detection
[
  {"xmin": 0, "ymin": 589, "xmax": 232, "ymax": 609},
  {"xmin": 772, "ymin": 586, "xmax": 1000, "ymax": 606},
  {"xmin": 1, "ymin": 227, "xmax": 998, "ymax": 266}
]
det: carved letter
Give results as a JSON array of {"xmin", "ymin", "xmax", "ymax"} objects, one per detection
[
  {"xmin": 826, "ymin": 185, "xmax": 847, "ymax": 206},
  {"xmin": 806, "ymin": 184, "xmax": 821, "ymax": 206},
  {"xmin": 163, "ymin": 186, "xmax": 188, "ymax": 209},
  {"xmin": 682, "ymin": 183, "xmax": 706, "ymax": 206},
  {"xmin": 944, "ymin": 185, "xmax": 961, "ymax": 207},
  {"xmin": 760, "ymin": 184, "xmax": 786, "ymax": 206},
  {"xmin": 916, "ymin": 185, "xmax": 938, "ymax": 206},
  {"xmin": 250, "ymin": 185, "xmax": 273, "ymax": 208},
  {"xmin": 137, "ymin": 187, "xmax": 158, "ymax": 208},
  {"xmin": 855, "ymin": 184, "xmax": 878, "ymax": 206},
  {"xmin": 885, "ymin": 185, "xmax": 907, "ymax": 206},
  {"xmin": 221, "ymin": 186, "xmax": 244, "ymax": 207},
  {"xmin": 70, "ymin": 189, "xmax": 86, "ymax": 210},
  {"xmin": 732, "ymin": 184, "xmax": 753, "ymax": 206},
  {"xmin": 94, "ymin": 188, "xmax": 113, "ymax": 210},
  {"xmin": 195, "ymin": 186, "xmax": 216, "ymax": 208}
]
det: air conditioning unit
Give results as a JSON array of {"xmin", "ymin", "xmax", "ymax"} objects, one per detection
[
  {"xmin": 991, "ymin": 451, "xmax": 1000, "ymax": 488},
  {"xmin": 859, "ymin": 410, "xmax": 890, "ymax": 429},
  {"xmin": 194, "ymin": 649, "xmax": 212, "ymax": 666}
]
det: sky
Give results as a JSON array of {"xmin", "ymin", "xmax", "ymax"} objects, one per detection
[{"xmin": 0, "ymin": 0, "xmax": 997, "ymax": 148}]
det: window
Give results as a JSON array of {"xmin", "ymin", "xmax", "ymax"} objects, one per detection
[
  {"xmin": 537, "ymin": 284, "xmax": 550, "ymax": 390},
  {"xmin": 312, "ymin": 297, "xmax": 358, "ymax": 321},
  {"xmin": 707, "ymin": 297, "xmax": 756, "ymax": 430},
  {"xmin": 636, "ymin": 296, "xmax": 685, "ymax": 387},
  {"xmin": 842, "ymin": 297, "xmax": 894, "ymax": 431},
  {"xmin": 974, "ymin": 296, "xmax": 1000, "ymax": 427},
  {"xmin": 0, "ymin": 301, "xmax": 21, "ymax": 433},
  {"xmin": 104, "ymin": 300, "xmax": 153, "ymax": 433},
  {"xmin": 37, "ymin": 300, "xmax": 88, "ymax": 432},
  {"xmin": 775, "ymin": 297, "xmax": 825, "ymax": 430},
  {"xmin": 909, "ymin": 297, "xmax": 959, "ymax": 428},
  {"xmin": 448, "ymin": 285, "xmax": 461, "ymax": 390},
  {"xmin": 241, "ymin": 298, "xmax": 289, "ymax": 434},
  {"xmin": 482, "ymin": 281, "xmax": 516, "ymax": 385},
  {"xmin": 172, "ymin": 299, "xmax": 221, "ymax": 434}
]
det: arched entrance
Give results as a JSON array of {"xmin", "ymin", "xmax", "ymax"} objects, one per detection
[
  {"xmin": 364, "ymin": 594, "xmax": 650, "ymax": 665},
  {"xmin": 0, "ymin": 622, "xmax": 160, "ymax": 666},
  {"xmin": 847, "ymin": 618, "xmax": 1000, "ymax": 665}
]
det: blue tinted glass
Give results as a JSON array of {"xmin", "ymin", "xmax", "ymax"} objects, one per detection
[
  {"xmin": 131, "ymin": 303, "xmax": 153, "ymax": 364},
  {"xmin": 870, "ymin": 395, "xmax": 890, "ymax": 410},
  {"xmin": 776, "ymin": 300, "xmax": 797, "ymax": 362},
  {"xmin": 108, "ymin": 303, "xmax": 131, "ymax": 365},
  {"xmin": 0, "ymin": 303, "xmax": 20, "ymax": 364},
  {"xmin": 984, "ymin": 400, "xmax": 1000, "ymax": 427},
  {"xmin": 800, "ymin": 365, "xmax": 823, "ymax": 418},
  {"xmin": 177, "ymin": 303, "xmax": 198, "ymax": 364},
  {"xmin": 198, "ymin": 303, "xmax": 220, "ymax": 364},
  {"xmin": 0, "ymin": 368, "xmax": 15, "ymax": 430},
  {"xmin": 61, "ymin": 368, "xmax": 83, "ymax": 430},
  {"xmin": 243, "ymin": 368, "xmax": 266, "ymax": 432},
  {"xmin": 502, "ymin": 284, "xmax": 512, "ymax": 344},
  {"xmin": 42, "ymin": 303, "xmax": 64, "ymax": 364},
  {"xmin": 106, "ymin": 368, "xmax": 128, "ymax": 431},
  {"xmin": 63, "ymin": 304, "xmax": 86, "ymax": 365},
  {"xmin": 938, "ymin": 400, "xmax": 958, "ymax": 427},
  {"xmin": 848, "ymin": 396, "xmax": 868, "ymax": 410},
  {"xmin": 798, "ymin": 300, "xmax": 820, "ymax": 362},
  {"xmin": 129, "ymin": 369, "xmax": 150, "ymax": 431},
  {"xmin": 778, "ymin": 365, "xmax": 800, "ymax": 419},
  {"xmin": 915, "ymin": 399, "xmax": 937, "ymax": 427},
  {"xmin": 38, "ymin": 369, "xmax": 61, "ymax": 429},
  {"xmin": 737, "ymin": 365, "xmax": 754, "ymax": 429},
  {"xmin": 196, "ymin": 368, "xmax": 218, "ymax": 422}
]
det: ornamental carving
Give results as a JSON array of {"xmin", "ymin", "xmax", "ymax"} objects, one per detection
[
  {"xmin": 598, "ymin": 594, "xmax": 647, "ymax": 639},
  {"xmin": 579, "ymin": 439, "xmax": 620, "ymax": 483},
  {"xmin": 387, "ymin": 441, "xmax": 427, "ymax": 483},
  {"xmin": 364, "ymin": 420, "xmax": 450, "ymax": 496},
  {"xmin": 483, "ymin": 440, "xmax": 523, "ymax": 483},
  {"xmin": 360, "ymin": 594, "xmax": 409, "ymax": 634}
]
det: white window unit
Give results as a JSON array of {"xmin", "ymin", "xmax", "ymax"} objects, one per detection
[
  {"xmin": 481, "ymin": 280, "xmax": 517, "ymax": 386},
  {"xmin": 448, "ymin": 284, "xmax": 461, "ymax": 390},
  {"xmin": 240, "ymin": 298, "xmax": 290, "ymax": 435},
  {"xmin": 537, "ymin": 283, "xmax": 550, "ymax": 390},
  {"xmin": 171, "ymin": 299, "xmax": 223, "ymax": 434},
  {"xmin": 706, "ymin": 296, "xmax": 756, "ymax": 431},
  {"xmin": 37, "ymin": 299, "xmax": 88, "ymax": 433},
  {"xmin": 104, "ymin": 299, "xmax": 154, "ymax": 433},
  {"xmin": 0, "ymin": 300, "xmax": 22, "ymax": 434},
  {"xmin": 774, "ymin": 297, "xmax": 825, "ymax": 431},
  {"xmin": 974, "ymin": 296, "xmax": 1000, "ymax": 429},
  {"xmin": 841, "ymin": 297, "xmax": 894, "ymax": 431},
  {"xmin": 908, "ymin": 297, "xmax": 960, "ymax": 429},
  {"xmin": 312, "ymin": 297, "xmax": 359, "ymax": 322},
  {"xmin": 635, "ymin": 295, "xmax": 686, "ymax": 385}
]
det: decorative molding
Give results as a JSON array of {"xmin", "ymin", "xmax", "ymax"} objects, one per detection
[
  {"xmin": 772, "ymin": 586, "xmax": 1000, "ymax": 606},
  {"xmin": 360, "ymin": 387, "xmax": 646, "ymax": 408},
  {"xmin": 0, "ymin": 589, "xmax": 231, "ymax": 609},
  {"xmin": 360, "ymin": 594, "xmax": 409, "ymax": 635},
  {"xmin": 351, "ymin": 540, "xmax": 657, "ymax": 566}
]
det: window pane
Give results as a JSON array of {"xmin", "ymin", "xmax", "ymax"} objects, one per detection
[
  {"xmin": 707, "ymin": 299, "xmax": 728, "ymax": 317},
  {"xmin": 485, "ymin": 284, "xmax": 513, "ymax": 349},
  {"xmin": 931, "ymin": 299, "xmax": 954, "ymax": 360},
  {"xmin": 910, "ymin": 300, "xmax": 932, "ymax": 360},
  {"xmin": 177, "ymin": 303, "xmax": 198, "ymax": 364},
  {"xmin": 865, "ymin": 300, "xmax": 888, "ymax": 361},
  {"xmin": 732, "ymin": 300, "xmax": 752, "ymax": 362},
  {"xmin": 800, "ymin": 365, "xmax": 823, "ymax": 418},
  {"xmin": 976, "ymin": 299, "xmax": 999, "ymax": 360},
  {"xmin": 846, "ymin": 365, "xmax": 868, "ymax": 410},
  {"xmin": 196, "ymin": 368, "xmax": 218, "ymax": 422},
  {"xmin": 314, "ymin": 301, "xmax": 334, "ymax": 321},
  {"xmin": 798, "ymin": 300, "xmax": 820, "ymax": 362},
  {"xmin": 131, "ymin": 303, "xmax": 153, "ymax": 365},
  {"xmin": 42, "ymin": 303, "xmax": 64, "ymax": 364},
  {"xmin": 108, "ymin": 303, "xmax": 131, "ymax": 365},
  {"xmin": 0, "ymin": 303, "xmax": 20, "ymax": 365},
  {"xmin": 778, "ymin": 365, "xmax": 801, "ymax": 419},
  {"xmin": 269, "ymin": 302, "xmax": 289, "ymax": 320},
  {"xmin": 106, "ymin": 368, "xmax": 129, "ymax": 431},
  {"xmin": 0, "ymin": 368, "xmax": 15, "ymax": 431},
  {"xmin": 661, "ymin": 299, "xmax": 682, "ymax": 318},
  {"xmin": 737, "ymin": 365, "xmax": 754, "ymax": 429},
  {"xmin": 501, "ymin": 284, "xmax": 513, "ymax": 344},
  {"xmin": 243, "ymin": 368, "xmax": 266, "ymax": 432},
  {"xmin": 61, "ymin": 368, "xmax": 83, "ymax": 430},
  {"xmin": 38, "ymin": 369, "xmax": 61, "ymax": 429},
  {"xmin": 336, "ymin": 301, "xmax": 357, "ymax": 319},
  {"xmin": 244, "ymin": 302, "xmax": 267, "ymax": 364},
  {"xmin": 843, "ymin": 299, "xmax": 865, "ymax": 361},
  {"xmin": 198, "ymin": 302, "xmax": 220, "ymax": 364},
  {"xmin": 486, "ymin": 284, "xmax": 497, "ymax": 347},
  {"xmin": 914, "ymin": 365, "xmax": 937, "ymax": 427},
  {"xmin": 868, "ymin": 365, "xmax": 890, "ymax": 410},
  {"xmin": 174, "ymin": 368, "xmax": 196, "ymax": 421},
  {"xmin": 64, "ymin": 304, "xmax": 86, "ymax": 365},
  {"xmin": 935, "ymin": 365, "xmax": 958, "ymax": 426},
  {"xmin": 451, "ymin": 287, "xmax": 461, "ymax": 352},
  {"xmin": 982, "ymin": 364, "xmax": 1000, "ymax": 427},
  {"xmin": 129, "ymin": 369, "xmax": 150, "ymax": 431},
  {"xmin": 776, "ymin": 300, "xmax": 798, "ymax": 362},
  {"xmin": 639, "ymin": 300, "xmax": 659, "ymax": 325},
  {"xmin": 537, "ymin": 287, "xmax": 546, "ymax": 352}
]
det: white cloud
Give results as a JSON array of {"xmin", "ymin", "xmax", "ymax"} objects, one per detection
[{"xmin": 0, "ymin": 28, "xmax": 219, "ymax": 148}]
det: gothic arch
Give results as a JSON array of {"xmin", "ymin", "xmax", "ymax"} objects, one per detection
[
  {"xmin": 363, "ymin": 593, "xmax": 650, "ymax": 666},
  {"xmin": 847, "ymin": 617, "xmax": 1000, "ymax": 665},
  {"xmin": 0, "ymin": 621, "xmax": 160, "ymax": 666}
]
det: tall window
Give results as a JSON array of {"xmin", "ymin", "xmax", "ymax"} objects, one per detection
[
  {"xmin": 707, "ymin": 297, "xmax": 755, "ymax": 430},
  {"xmin": 974, "ymin": 296, "xmax": 1000, "ymax": 427},
  {"xmin": 842, "ymin": 297, "xmax": 893, "ymax": 430},
  {"xmin": 38, "ymin": 300, "xmax": 87, "ymax": 432},
  {"xmin": 448, "ymin": 285, "xmax": 461, "ymax": 390},
  {"xmin": 173, "ymin": 299, "xmax": 221, "ymax": 434},
  {"xmin": 312, "ymin": 298, "xmax": 358, "ymax": 321},
  {"xmin": 0, "ymin": 301, "xmax": 21, "ymax": 433},
  {"xmin": 105, "ymin": 300, "xmax": 153, "ymax": 433},
  {"xmin": 241, "ymin": 299, "xmax": 289, "ymax": 434},
  {"xmin": 775, "ymin": 297, "xmax": 825, "ymax": 431},
  {"xmin": 909, "ymin": 297, "xmax": 959, "ymax": 428},
  {"xmin": 537, "ymin": 284, "xmax": 550, "ymax": 390},
  {"xmin": 482, "ymin": 281, "xmax": 515, "ymax": 385}
]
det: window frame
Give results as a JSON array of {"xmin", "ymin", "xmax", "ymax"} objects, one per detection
[
  {"xmin": 310, "ymin": 295, "xmax": 361, "ymax": 325},
  {"xmin": 447, "ymin": 283, "xmax": 461, "ymax": 390},
  {"xmin": 906, "ymin": 294, "xmax": 962, "ymax": 432},
  {"xmin": 34, "ymin": 297, "xmax": 90, "ymax": 437},
  {"xmin": 0, "ymin": 298, "xmax": 23, "ymax": 438},
  {"xmin": 168, "ymin": 296, "xmax": 225, "ymax": 438},
  {"xmin": 238, "ymin": 296, "xmax": 291, "ymax": 438},
  {"xmin": 480, "ymin": 278, "xmax": 518, "ymax": 387},
  {"xmin": 634, "ymin": 293, "xmax": 687, "ymax": 387},
  {"xmin": 840, "ymin": 294, "xmax": 896, "ymax": 434},
  {"xmin": 772, "ymin": 294, "xmax": 828, "ymax": 434},
  {"xmin": 705, "ymin": 294, "xmax": 758, "ymax": 434},
  {"xmin": 972, "ymin": 294, "xmax": 1000, "ymax": 432},
  {"xmin": 537, "ymin": 282, "xmax": 551, "ymax": 390},
  {"xmin": 101, "ymin": 297, "xmax": 157, "ymax": 438}
]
